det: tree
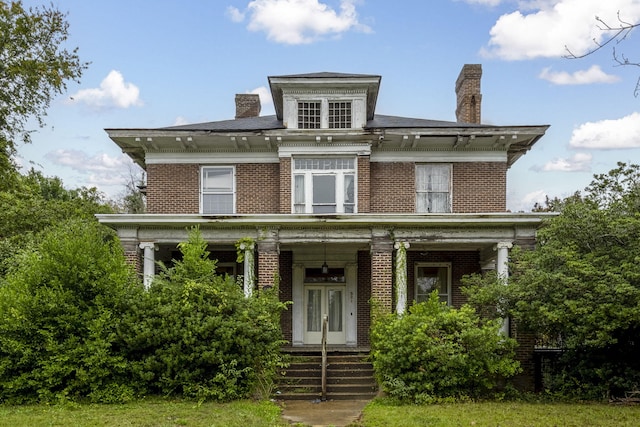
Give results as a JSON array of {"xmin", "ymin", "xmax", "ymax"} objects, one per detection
[
  {"xmin": 564, "ymin": 12, "xmax": 640, "ymax": 96},
  {"xmin": 463, "ymin": 162, "xmax": 640, "ymax": 398},
  {"xmin": 0, "ymin": 1, "xmax": 87, "ymax": 154}
]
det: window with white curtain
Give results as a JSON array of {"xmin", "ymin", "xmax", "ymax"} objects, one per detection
[
  {"xmin": 293, "ymin": 158, "xmax": 356, "ymax": 213},
  {"xmin": 415, "ymin": 262, "xmax": 451, "ymax": 305},
  {"xmin": 201, "ymin": 166, "xmax": 235, "ymax": 214},
  {"xmin": 416, "ymin": 164, "xmax": 451, "ymax": 213}
]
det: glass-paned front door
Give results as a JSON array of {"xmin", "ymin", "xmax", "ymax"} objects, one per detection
[{"xmin": 304, "ymin": 285, "xmax": 346, "ymax": 345}]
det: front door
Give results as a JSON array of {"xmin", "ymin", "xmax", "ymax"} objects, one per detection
[{"xmin": 303, "ymin": 285, "xmax": 346, "ymax": 345}]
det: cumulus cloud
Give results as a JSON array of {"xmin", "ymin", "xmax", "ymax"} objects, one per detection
[
  {"xmin": 68, "ymin": 70, "xmax": 143, "ymax": 110},
  {"xmin": 458, "ymin": 0, "xmax": 502, "ymax": 6},
  {"xmin": 228, "ymin": 0, "xmax": 372, "ymax": 44},
  {"xmin": 481, "ymin": 0, "xmax": 640, "ymax": 60},
  {"xmin": 534, "ymin": 152, "xmax": 593, "ymax": 172},
  {"xmin": 248, "ymin": 85, "xmax": 275, "ymax": 115},
  {"xmin": 45, "ymin": 149, "xmax": 136, "ymax": 187},
  {"xmin": 569, "ymin": 112, "xmax": 640, "ymax": 149},
  {"xmin": 539, "ymin": 65, "xmax": 620, "ymax": 85}
]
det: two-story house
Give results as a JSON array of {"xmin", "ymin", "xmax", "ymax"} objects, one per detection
[{"xmin": 98, "ymin": 65, "xmax": 550, "ymax": 386}]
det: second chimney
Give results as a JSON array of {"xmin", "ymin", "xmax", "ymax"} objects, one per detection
[
  {"xmin": 455, "ymin": 64, "xmax": 482, "ymax": 124},
  {"xmin": 235, "ymin": 93, "xmax": 261, "ymax": 119}
]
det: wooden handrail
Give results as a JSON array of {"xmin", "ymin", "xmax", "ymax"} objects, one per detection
[{"xmin": 321, "ymin": 314, "xmax": 328, "ymax": 401}]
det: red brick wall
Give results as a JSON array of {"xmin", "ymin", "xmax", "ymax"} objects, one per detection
[
  {"xmin": 357, "ymin": 156, "xmax": 370, "ymax": 213},
  {"xmin": 370, "ymin": 162, "xmax": 415, "ymax": 213},
  {"xmin": 146, "ymin": 163, "xmax": 199, "ymax": 213},
  {"xmin": 257, "ymin": 247, "xmax": 279, "ymax": 289},
  {"xmin": 406, "ymin": 250, "xmax": 480, "ymax": 308},
  {"xmin": 357, "ymin": 251, "xmax": 372, "ymax": 347},
  {"xmin": 279, "ymin": 157, "xmax": 291, "ymax": 213},
  {"xmin": 371, "ymin": 243, "xmax": 393, "ymax": 314},
  {"xmin": 452, "ymin": 162, "xmax": 506, "ymax": 213},
  {"xmin": 237, "ymin": 163, "xmax": 279, "ymax": 213}
]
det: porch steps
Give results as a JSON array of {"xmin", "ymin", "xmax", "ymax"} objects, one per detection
[{"xmin": 274, "ymin": 350, "xmax": 378, "ymax": 400}]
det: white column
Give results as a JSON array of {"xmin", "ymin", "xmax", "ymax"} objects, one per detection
[
  {"xmin": 139, "ymin": 242, "xmax": 157, "ymax": 290},
  {"xmin": 394, "ymin": 241, "xmax": 410, "ymax": 315},
  {"xmin": 240, "ymin": 242, "xmax": 255, "ymax": 297},
  {"xmin": 496, "ymin": 241, "xmax": 513, "ymax": 336}
]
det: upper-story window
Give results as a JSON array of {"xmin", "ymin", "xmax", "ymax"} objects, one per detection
[
  {"xmin": 298, "ymin": 101, "xmax": 321, "ymax": 129},
  {"xmin": 415, "ymin": 262, "xmax": 451, "ymax": 305},
  {"xmin": 293, "ymin": 158, "xmax": 356, "ymax": 213},
  {"xmin": 201, "ymin": 166, "xmax": 235, "ymax": 214},
  {"xmin": 297, "ymin": 100, "xmax": 353, "ymax": 129},
  {"xmin": 328, "ymin": 101, "xmax": 352, "ymax": 128},
  {"xmin": 416, "ymin": 164, "xmax": 451, "ymax": 213}
]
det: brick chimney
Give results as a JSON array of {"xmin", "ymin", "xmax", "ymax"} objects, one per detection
[
  {"xmin": 235, "ymin": 93, "xmax": 261, "ymax": 119},
  {"xmin": 455, "ymin": 64, "xmax": 482, "ymax": 124}
]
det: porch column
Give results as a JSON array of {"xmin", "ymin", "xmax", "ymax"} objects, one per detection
[
  {"xmin": 394, "ymin": 241, "xmax": 410, "ymax": 315},
  {"xmin": 496, "ymin": 241, "xmax": 513, "ymax": 336},
  {"xmin": 371, "ymin": 230, "xmax": 393, "ymax": 315},
  {"xmin": 239, "ymin": 241, "xmax": 255, "ymax": 297},
  {"xmin": 139, "ymin": 242, "xmax": 157, "ymax": 290}
]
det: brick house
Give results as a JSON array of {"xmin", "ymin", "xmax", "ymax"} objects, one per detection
[{"xmin": 98, "ymin": 65, "xmax": 550, "ymax": 387}]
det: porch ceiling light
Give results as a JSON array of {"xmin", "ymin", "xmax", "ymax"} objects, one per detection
[{"xmin": 322, "ymin": 244, "xmax": 329, "ymax": 274}]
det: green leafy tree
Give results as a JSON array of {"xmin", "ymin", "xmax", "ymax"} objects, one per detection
[
  {"xmin": 370, "ymin": 292, "xmax": 520, "ymax": 403},
  {"xmin": 0, "ymin": 169, "xmax": 113, "ymax": 277},
  {"xmin": 0, "ymin": 219, "xmax": 139, "ymax": 403},
  {"xmin": 464, "ymin": 162, "xmax": 640, "ymax": 398},
  {"xmin": 0, "ymin": 1, "xmax": 87, "ymax": 154}
]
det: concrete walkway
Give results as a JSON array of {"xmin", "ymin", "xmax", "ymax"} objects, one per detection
[{"xmin": 278, "ymin": 399, "xmax": 370, "ymax": 426}]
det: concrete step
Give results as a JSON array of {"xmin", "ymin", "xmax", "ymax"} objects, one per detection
[{"xmin": 275, "ymin": 350, "xmax": 378, "ymax": 400}]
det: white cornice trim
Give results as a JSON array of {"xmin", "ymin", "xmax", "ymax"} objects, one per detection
[
  {"xmin": 145, "ymin": 151, "xmax": 279, "ymax": 164},
  {"xmin": 370, "ymin": 151, "xmax": 507, "ymax": 162},
  {"xmin": 278, "ymin": 143, "xmax": 371, "ymax": 158}
]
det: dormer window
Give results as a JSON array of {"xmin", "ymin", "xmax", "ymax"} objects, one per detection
[
  {"xmin": 298, "ymin": 101, "xmax": 321, "ymax": 129},
  {"xmin": 296, "ymin": 100, "xmax": 353, "ymax": 129},
  {"xmin": 328, "ymin": 101, "xmax": 351, "ymax": 128}
]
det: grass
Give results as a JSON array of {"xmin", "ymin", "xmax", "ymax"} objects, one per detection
[
  {"xmin": 0, "ymin": 399, "xmax": 287, "ymax": 427},
  {"xmin": 355, "ymin": 399, "xmax": 640, "ymax": 427},
  {"xmin": 2, "ymin": 398, "xmax": 640, "ymax": 426}
]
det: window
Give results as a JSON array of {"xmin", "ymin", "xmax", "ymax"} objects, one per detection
[
  {"xmin": 416, "ymin": 164, "xmax": 451, "ymax": 213},
  {"xmin": 415, "ymin": 263, "xmax": 451, "ymax": 305},
  {"xmin": 328, "ymin": 101, "xmax": 352, "ymax": 128},
  {"xmin": 201, "ymin": 166, "xmax": 235, "ymax": 214},
  {"xmin": 296, "ymin": 100, "xmax": 353, "ymax": 129},
  {"xmin": 298, "ymin": 101, "xmax": 321, "ymax": 129},
  {"xmin": 293, "ymin": 158, "xmax": 356, "ymax": 213}
]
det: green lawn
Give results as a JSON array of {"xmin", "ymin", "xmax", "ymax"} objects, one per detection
[
  {"xmin": 0, "ymin": 399, "xmax": 287, "ymax": 427},
  {"xmin": 1, "ymin": 399, "xmax": 639, "ymax": 427},
  {"xmin": 357, "ymin": 400, "xmax": 640, "ymax": 427}
]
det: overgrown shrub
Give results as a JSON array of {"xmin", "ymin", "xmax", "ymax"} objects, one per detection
[
  {"xmin": 118, "ymin": 228, "xmax": 288, "ymax": 401},
  {"xmin": 0, "ymin": 219, "xmax": 139, "ymax": 404},
  {"xmin": 370, "ymin": 292, "xmax": 520, "ymax": 403}
]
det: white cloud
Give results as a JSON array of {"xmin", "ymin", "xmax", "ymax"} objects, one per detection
[
  {"xmin": 173, "ymin": 116, "xmax": 191, "ymax": 126},
  {"xmin": 68, "ymin": 70, "xmax": 143, "ymax": 110},
  {"xmin": 569, "ymin": 112, "xmax": 640, "ymax": 149},
  {"xmin": 248, "ymin": 85, "xmax": 275, "ymax": 115},
  {"xmin": 536, "ymin": 152, "xmax": 593, "ymax": 172},
  {"xmin": 45, "ymin": 149, "xmax": 135, "ymax": 187},
  {"xmin": 481, "ymin": 0, "xmax": 640, "ymax": 60},
  {"xmin": 539, "ymin": 65, "xmax": 620, "ymax": 85},
  {"xmin": 226, "ymin": 5, "xmax": 245, "ymax": 22},
  {"xmin": 521, "ymin": 189, "xmax": 548, "ymax": 209},
  {"xmin": 229, "ymin": 0, "xmax": 372, "ymax": 45}
]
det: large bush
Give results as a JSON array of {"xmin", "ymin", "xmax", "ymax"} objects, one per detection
[
  {"xmin": 0, "ymin": 219, "xmax": 139, "ymax": 404},
  {"xmin": 370, "ymin": 292, "xmax": 519, "ymax": 403},
  {"xmin": 118, "ymin": 228, "xmax": 288, "ymax": 401}
]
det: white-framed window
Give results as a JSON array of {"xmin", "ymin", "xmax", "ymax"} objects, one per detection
[
  {"xmin": 293, "ymin": 158, "xmax": 356, "ymax": 213},
  {"xmin": 296, "ymin": 100, "xmax": 353, "ymax": 129},
  {"xmin": 328, "ymin": 101, "xmax": 352, "ymax": 128},
  {"xmin": 415, "ymin": 262, "xmax": 451, "ymax": 305},
  {"xmin": 201, "ymin": 166, "xmax": 235, "ymax": 214},
  {"xmin": 416, "ymin": 164, "xmax": 452, "ymax": 213},
  {"xmin": 298, "ymin": 101, "xmax": 321, "ymax": 129}
]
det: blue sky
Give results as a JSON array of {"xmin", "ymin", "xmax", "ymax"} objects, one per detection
[{"xmin": 16, "ymin": 0, "xmax": 640, "ymax": 211}]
